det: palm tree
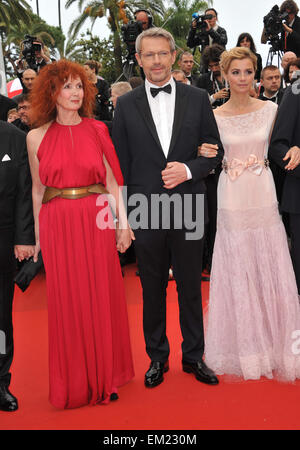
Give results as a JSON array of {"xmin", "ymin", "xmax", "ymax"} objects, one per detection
[
  {"xmin": 0, "ymin": 0, "xmax": 32, "ymax": 92},
  {"xmin": 65, "ymin": 0, "xmax": 165, "ymax": 75},
  {"xmin": 0, "ymin": 0, "xmax": 32, "ymax": 29}
]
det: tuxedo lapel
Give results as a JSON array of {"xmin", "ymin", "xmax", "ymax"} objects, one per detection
[
  {"xmin": 167, "ymin": 81, "xmax": 189, "ymax": 158},
  {"xmin": 134, "ymin": 86, "xmax": 164, "ymax": 155}
]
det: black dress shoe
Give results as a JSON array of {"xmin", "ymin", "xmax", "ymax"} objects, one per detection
[
  {"xmin": 0, "ymin": 385, "xmax": 18, "ymax": 412},
  {"xmin": 144, "ymin": 361, "xmax": 169, "ymax": 388},
  {"xmin": 110, "ymin": 393, "xmax": 119, "ymax": 401},
  {"xmin": 182, "ymin": 360, "xmax": 219, "ymax": 385}
]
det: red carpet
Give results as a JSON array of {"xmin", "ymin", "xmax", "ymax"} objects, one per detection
[{"xmin": 1, "ymin": 264, "xmax": 300, "ymax": 430}]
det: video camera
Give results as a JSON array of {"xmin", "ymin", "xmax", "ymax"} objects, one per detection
[
  {"xmin": 263, "ymin": 5, "xmax": 289, "ymax": 51},
  {"xmin": 121, "ymin": 20, "xmax": 143, "ymax": 62},
  {"xmin": 21, "ymin": 35, "xmax": 42, "ymax": 71},
  {"xmin": 192, "ymin": 12, "xmax": 214, "ymax": 31}
]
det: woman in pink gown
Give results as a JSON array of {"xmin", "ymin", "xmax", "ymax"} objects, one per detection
[
  {"xmin": 199, "ymin": 47, "xmax": 300, "ymax": 381},
  {"xmin": 27, "ymin": 60, "xmax": 134, "ymax": 408}
]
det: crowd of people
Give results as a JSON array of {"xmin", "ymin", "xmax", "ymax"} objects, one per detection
[{"xmin": 1, "ymin": 0, "xmax": 300, "ymax": 414}]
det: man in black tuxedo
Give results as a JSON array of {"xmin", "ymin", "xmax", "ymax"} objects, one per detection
[
  {"xmin": 177, "ymin": 52, "xmax": 199, "ymax": 86},
  {"xmin": 112, "ymin": 28, "xmax": 223, "ymax": 388},
  {"xmin": 269, "ymin": 80, "xmax": 300, "ymax": 294},
  {"xmin": 0, "ymin": 121, "xmax": 35, "ymax": 411}
]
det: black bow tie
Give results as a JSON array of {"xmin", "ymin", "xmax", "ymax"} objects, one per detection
[{"xmin": 150, "ymin": 84, "xmax": 172, "ymax": 98}]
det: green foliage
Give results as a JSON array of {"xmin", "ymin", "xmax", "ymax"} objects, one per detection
[
  {"xmin": 68, "ymin": 31, "xmax": 119, "ymax": 83},
  {"xmin": 0, "ymin": 0, "xmax": 32, "ymax": 29}
]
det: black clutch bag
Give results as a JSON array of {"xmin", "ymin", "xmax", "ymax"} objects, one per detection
[{"xmin": 14, "ymin": 251, "xmax": 43, "ymax": 292}]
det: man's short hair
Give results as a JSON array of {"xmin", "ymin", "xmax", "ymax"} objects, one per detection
[
  {"xmin": 178, "ymin": 51, "xmax": 193, "ymax": 61},
  {"xmin": 172, "ymin": 69, "xmax": 186, "ymax": 77},
  {"xmin": 135, "ymin": 27, "xmax": 176, "ymax": 54},
  {"xmin": 205, "ymin": 8, "xmax": 218, "ymax": 17},
  {"xmin": 111, "ymin": 82, "xmax": 132, "ymax": 96},
  {"xmin": 22, "ymin": 68, "xmax": 37, "ymax": 78},
  {"xmin": 128, "ymin": 76, "xmax": 144, "ymax": 89},
  {"xmin": 280, "ymin": 0, "xmax": 299, "ymax": 15},
  {"xmin": 261, "ymin": 65, "xmax": 281, "ymax": 79},
  {"xmin": 16, "ymin": 94, "xmax": 30, "ymax": 105}
]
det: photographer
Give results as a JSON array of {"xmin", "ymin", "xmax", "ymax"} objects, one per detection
[
  {"xmin": 262, "ymin": 1, "xmax": 300, "ymax": 56},
  {"xmin": 16, "ymin": 37, "xmax": 51, "ymax": 75},
  {"xmin": 187, "ymin": 8, "xmax": 227, "ymax": 53},
  {"xmin": 134, "ymin": 9, "xmax": 153, "ymax": 30},
  {"xmin": 122, "ymin": 10, "xmax": 153, "ymax": 79},
  {"xmin": 280, "ymin": 0, "xmax": 300, "ymax": 56}
]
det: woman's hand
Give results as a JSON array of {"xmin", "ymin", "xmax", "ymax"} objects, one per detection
[
  {"xmin": 14, "ymin": 245, "xmax": 35, "ymax": 262},
  {"xmin": 116, "ymin": 224, "xmax": 135, "ymax": 254},
  {"xmin": 283, "ymin": 146, "xmax": 300, "ymax": 170},
  {"xmin": 198, "ymin": 143, "xmax": 218, "ymax": 158}
]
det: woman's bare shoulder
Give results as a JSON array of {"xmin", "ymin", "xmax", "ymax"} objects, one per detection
[{"xmin": 27, "ymin": 122, "xmax": 53, "ymax": 152}]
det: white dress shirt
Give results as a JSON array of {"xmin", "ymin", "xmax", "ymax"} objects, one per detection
[{"xmin": 145, "ymin": 76, "xmax": 192, "ymax": 179}]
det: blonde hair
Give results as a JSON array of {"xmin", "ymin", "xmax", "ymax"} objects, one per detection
[
  {"xmin": 220, "ymin": 47, "xmax": 257, "ymax": 75},
  {"xmin": 111, "ymin": 81, "xmax": 132, "ymax": 96}
]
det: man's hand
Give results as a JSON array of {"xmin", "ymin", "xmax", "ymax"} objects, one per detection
[
  {"xmin": 213, "ymin": 88, "xmax": 229, "ymax": 100},
  {"xmin": 205, "ymin": 20, "xmax": 212, "ymax": 31},
  {"xmin": 161, "ymin": 162, "xmax": 188, "ymax": 189},
  {"xmin": 283, "ymin": 23, "xmax": 293, "ymax": 34},
  {"xmin": 283, "ymin": 145, "xmax": 300, "ymax": 170},
  {"xmin": 14, "ymin": 245, "xmax": 35, "ymax": 262},
  {"xmin": 16, "ymin": 59, "xmax": 25, "ymax": 71}
]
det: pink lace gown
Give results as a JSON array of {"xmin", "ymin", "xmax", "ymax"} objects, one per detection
[{"xmin": 204, "ymin": 101, "xmax": 300, "ymax": 381}]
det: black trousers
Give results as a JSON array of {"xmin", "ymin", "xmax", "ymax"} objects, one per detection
[
  {"xmin": 134, "ymin": 228, "xmax": 204, "ymax": 364},
  {"xmin": 0, "ymin": 230, "xmax": 16, "ymax": 387},
  {"xmin": 289, "ymin": 213, "xmax": 300, "ymax": 295}
]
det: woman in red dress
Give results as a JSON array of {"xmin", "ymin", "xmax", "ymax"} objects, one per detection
[{"xmin": 27, "ymin": 60, "xmax": 134, "ymax": 409}]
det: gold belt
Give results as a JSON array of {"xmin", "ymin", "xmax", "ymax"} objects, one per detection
[{"xmin": 42, "ymin": 183, "xmax": 109, "ymax": 204}]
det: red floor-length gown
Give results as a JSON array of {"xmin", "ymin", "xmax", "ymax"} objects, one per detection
[{"xmin": 37, "ymin": 118, "xmax": 134, "ymax": 409}]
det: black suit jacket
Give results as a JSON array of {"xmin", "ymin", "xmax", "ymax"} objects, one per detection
[
  {"xmin": 0, "ymin": 95, "xmax": 17, "ymax": 122},
  {"xmin": 0, "ymin": 121, "xmax": 34, "ymax": 245},
  {"xmin": 196, "ymin": 73, "xmax": 228, "ymax": 108},
  {"xmin": 259, "ymin": 88, "xmax": 285, "ymax": 105},
  {"xmin": 269, "ymin": 83, "xmax": 300, "ymax": 214},
  {"xmin": 282, "ymin": 16, "xmax": 300, "ymax": 56},
  {"xmin": 112, "ymin": 81, "xmax": 224, "ymax": 216}
]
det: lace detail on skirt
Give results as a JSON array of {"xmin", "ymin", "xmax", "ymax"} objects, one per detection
[
  {"xmin": 204, "ymin": 218, "xmax": 300, "ymax": 381},
  {"xmin": 217, "ymin": 203, "xmax": 281, "ymax": 231}
]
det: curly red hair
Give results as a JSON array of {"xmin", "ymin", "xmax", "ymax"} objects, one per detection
[{"xmin": 29, "ymin": 59, "xmax": 98, "ymax": 127}]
